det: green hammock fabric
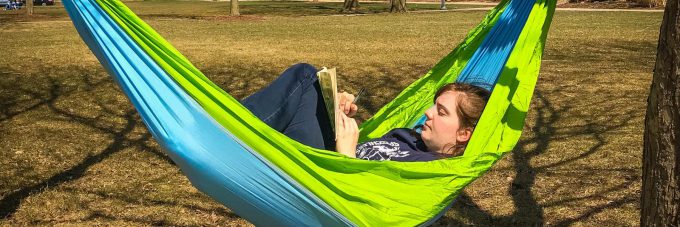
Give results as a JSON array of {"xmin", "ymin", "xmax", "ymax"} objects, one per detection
[{"xmin": 76, "ymin": 0, "xmax": 557, "ymax": 225}]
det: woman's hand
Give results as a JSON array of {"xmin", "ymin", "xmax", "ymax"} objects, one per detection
[
  {"xmin": 335, "ymin": 111, "xmax": 359, "ymax": 158},
  {"xmin": 338, "ymin": 92, "xmax": 358, "ymax": 117}
]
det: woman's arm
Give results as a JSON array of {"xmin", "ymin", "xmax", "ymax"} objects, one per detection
[{"xmin": 336, "ymin": 111, "xmax": 359, "ymax": 158}]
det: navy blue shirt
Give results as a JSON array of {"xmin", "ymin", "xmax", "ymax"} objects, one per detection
[{"xmin": 355, "ymin": 128, "xmax": 439, "ymax": 162}]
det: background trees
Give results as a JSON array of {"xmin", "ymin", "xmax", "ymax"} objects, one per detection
[
  {"xmin": 231, "ymin": 0, "xmax": 239, "ymax": 16},
  {"xmin": 342, "ymin": 0, "xmax": 359, "ymax": 12}
]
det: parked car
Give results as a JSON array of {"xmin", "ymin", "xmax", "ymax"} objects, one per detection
[
  {"xmin": 17, "ymin": 0, "xmax": 53, "ymax": 6},
  {"xmin": 0, "ymin": 0, "xmax": 10, "ymax": 7},
  {"xmin": 33, "ymin": 0, "xmax": 53, "ymax": 6},
  {"xmin": 3, "ymin": 0, "xmax": 23, "ymax": 10}
]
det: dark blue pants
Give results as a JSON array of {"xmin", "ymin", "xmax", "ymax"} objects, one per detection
[{"xmin": 241, "ymin": 63, "xmax": 335, "ymax": 150}]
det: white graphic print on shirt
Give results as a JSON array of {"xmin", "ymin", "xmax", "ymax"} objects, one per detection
[{"xmin": 356, "ymin": 140, "xmax": 410, "ymax": 161}]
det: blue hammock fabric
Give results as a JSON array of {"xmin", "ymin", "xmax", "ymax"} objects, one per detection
[
  {"xmin": 63, "ymin": 0, "xmax": 353, "ymax": 226},
  {"xmin": 411, "ymin": 0, "xmax": 536, "ymax": 128},
  {"xmin": 63, "ymin": 0, "xmax": 556, "ymax": 225}
]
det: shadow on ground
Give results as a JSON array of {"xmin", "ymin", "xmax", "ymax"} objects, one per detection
[{"xmin": 1, "ymin": 60, "xmax": 642, "ymax": 225}]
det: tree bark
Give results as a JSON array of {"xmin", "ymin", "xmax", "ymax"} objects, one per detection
[
  {"xmin": 635, "ymin": 0, "xmax": 667, "ymax": 7},
  {"xmin": 230, "ymin": 0, "xmax": 239, "ymax": 16},
  {"xmin": 641, "ymin": 0, "xmax": 680, "ymax": 224},
  {"xmin": 389, "ymin": 0, "xmax": 406, "ymax": 13},
  {"xmin": 342, "ymin": 0, "xmax": 359, "ymax": 12},
  {"xmin": 26, "ymin": 0, "xmax": 33, "ymax": 16}
]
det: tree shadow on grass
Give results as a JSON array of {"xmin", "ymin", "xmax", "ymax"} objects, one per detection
[
  {"xmin": 53, "ymin": 187, "xmax": 241, "ymax": 225},
  {"xmin": 300, "ymin": 62, "xmax": 640, "ymax": 225},
  {"xmin": 1, "ymin": 62, "xmax": 642, "ymax": 224},
  {"xmin": 430, "ymin": 85, "xmax": 641, "ymax": 226},
  {"xmin": 0, "ymin": 63, "xmax": 314, "ymax": 222},
  {"xmin": 0, "ymin": 61, "xmax": 434, "ymax": 223},
  {"xmin": 0, "ymin": 67, "xmax": 176, "ymax": 219}
]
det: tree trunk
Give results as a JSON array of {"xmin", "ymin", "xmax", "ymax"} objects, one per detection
[
  {"xmin": 641, "ymin": 0, "xmax": 680, "ymax": 224},
  {"xmin": 230, "ymin": 0, "xmax": 239, "ymax": 16},
  {"xmin": 342, "ymin": 0, "xmax": 359, "ymax": 12},
  {"xmin": 389, "ymin": 0, "xmax": 406, "ymax": 13},
  {"xmin": 26, "ymin": 0, "xmax": 33, "ymax": 16},
  {"xmin": 634, "ymin": 0, "xmax": 666, "ymax": 7}
]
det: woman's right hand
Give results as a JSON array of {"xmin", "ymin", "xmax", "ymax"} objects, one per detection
[
  {"xmin": 338, "ymin": 92, "xmax": 358, "ymax": 117},
  {"xmin": 335, "ymin": 111, "xmax": 359, "ymax": 158}
]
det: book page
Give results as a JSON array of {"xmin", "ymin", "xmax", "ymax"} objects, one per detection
[{"xmin": 316, "ymin": 67, "xmax": 339, "ymax": 139}]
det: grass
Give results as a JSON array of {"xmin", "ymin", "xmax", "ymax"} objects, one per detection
[
  {"xmin": 0, "ymin": 1, "xmax": 489, "ymax": 22},
  {"xmin": 0, "ymin": 1, "xmax": 663, "ymax": 226}
]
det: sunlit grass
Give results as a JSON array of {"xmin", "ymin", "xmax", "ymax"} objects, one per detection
[
  {"xmin": 0, "ymin": 1, "xmax": 662, "ymax": 226},
  {"xmin": 0, "ymin": 1, "xmax": 490, "ymax": 22}
]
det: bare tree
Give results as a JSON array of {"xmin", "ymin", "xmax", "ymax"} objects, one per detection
[
  {"xmin": 230, "ymin": 0, "xmax": 239, "ymax": 16},
  {"xmin": 641, "ymin": 0, "xmax": 679, "ymax": 225},
  {"xmin": 26, "ymin": 0, "xmax": 33, "ymax": 16},
  {"xmin": 342, "ymin": 0, "xmax": 359, "ymax": 12},
  {"xmin": 389, "ymin": 0, "xmax": 406, "ymax": 12},
  {"xmin": 634, "ymin": 0, "xmax": 666, "ymax": 7}
]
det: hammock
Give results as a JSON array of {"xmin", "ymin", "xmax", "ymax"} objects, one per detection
[{"xmin": 63, "ymin": 0, "xmax": 556, "ymax": 225}]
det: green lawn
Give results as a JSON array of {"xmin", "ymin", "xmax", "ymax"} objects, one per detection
[
  {"xmin": 0, "ymin": 1, "xmax": 490, "ymax": 22},
  {"xmin": 0, "ymin": 1, "xmax": 662, "ymax": 226}
]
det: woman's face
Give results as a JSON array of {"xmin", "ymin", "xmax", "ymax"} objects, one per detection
[{"xmin": 421, "ymin": 91, "xmax": 472, "ymax": 153}]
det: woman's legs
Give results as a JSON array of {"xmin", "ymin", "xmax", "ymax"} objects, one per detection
[{"xmin": 240, "ymin": 63, "xmax": 335, "ymax": 150}]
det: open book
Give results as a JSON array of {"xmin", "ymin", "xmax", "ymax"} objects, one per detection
[{"xmin": 316, "ymin": 67, "xmax": 339, "ymax": 139}]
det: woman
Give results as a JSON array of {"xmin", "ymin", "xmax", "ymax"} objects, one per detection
[{"xmin": 241, "ymin": 63, "xmax": 490, "ymax": 162}]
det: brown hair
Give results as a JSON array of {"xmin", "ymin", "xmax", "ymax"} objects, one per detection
[{"xmin": 434, "ymin": 83, "xmax": 490, "ymax": 157}]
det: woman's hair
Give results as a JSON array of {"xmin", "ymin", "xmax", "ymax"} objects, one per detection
[{"xmin": 434, "ymin": 83, "xmax": 491, "ymax": 157}]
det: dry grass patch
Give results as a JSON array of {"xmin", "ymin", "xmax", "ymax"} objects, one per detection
[
  {"xmin": 0, "ymin": 1, "xmax": 490, "ymax": 23},
  {"xmin": 0, "ymin": 3, "xmax": 663, "ymax": 226}
]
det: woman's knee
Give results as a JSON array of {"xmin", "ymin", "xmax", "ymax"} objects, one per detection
[
  {"xmin": 290, "ymin": 63, "xmax": 318, "ymax": 73},
  {"xmin": 286, "ymin": 63, "xmax": 318, "ymax": 81}
]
